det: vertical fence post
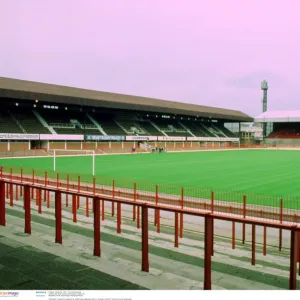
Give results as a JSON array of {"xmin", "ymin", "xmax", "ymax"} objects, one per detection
[
  {"xmin": 38, "ymin": 189, "xmax": 42, "ymax": 214},
  {"xmin": 154, "ymin": 185, "xmax": 158, "ymax": 226},
  {"xmin": 155, "ymin": 185, "xmax": 160, "ymax": 233},
  {"xmin": 77, "ymin": 195, "xmax": 80, "ymax": 209},
  {"xmin": 174, "ymin": 212, "xmax": 179, "ymax": 248},
  {"xmin": 117, "ymin": 202, "xmax": 121, "ymax": 234},
  {"xmin": 263, "ymin": 226, "xmax": 267, "ymax": 256},
  {"xmin": 6, "ymin": 183, "xmax": 9, "ymax": 199},
  {"xmin": 101, "ymin": 199, "xmax": 105, "ymax": 221},
  {"xmin": 111, "ymin": 180, "xmax": 115, "ymax": 216},
  {"xmin": 47, "ymin": 191, "xmax": 50, "ymax": 208},
  {"xmin": 251, "ymin": 224, "xmax": 256, "ymax": 265},
  {"xmin": 141, "ymin": 204, "xmax": 149, "ymax": 272},
  {"xmin": 180, "ymin": 188, "xmax": 184, "ymax": 238},
  {"xmin": 289, "ymin": 229, "xmax": 298, "ymax": 290},
  {"xmin": 232, "ymin": 222, "xmax": 236, "ymax": 249},
  {"xmin": 20, "ymin": 169, "xmax": 23, "ymax": 198},
  {"xmin": 297, "ymin": 232, "xmax": 300, "ymax": 276},
  {"xmin": 279, "ymin": 199, "xmax": 283, "ymax": 251},
  {"xmin": 93, "ymin": 197, "xmax": 101, "ymax": 257},
  {"xmin": 9, "ymin": 183, "xmax": 13, "ymax": 207},
  {"xmin": 137, "ymin": 206, "xmax": 140, "ymax": 229},
  {"xmin": 204, "ymin": 215, "xmax": 213, "ymax": 290},
  {"xmin": 15, "ymin": 185, "xmax": 18, "ymax": 201},
  {"xmin": 86, "ymin": 197, "xmax": 89, "ymax": 217},
  {"xmin": 24, "ymin": 185, "xmax": 31, "ymax": 234},
  {"xmin": 44, "ymin": 172, "xmax": 47, "ymax": 203},
  {"xmin": 242, "ymin": 195, "xmax": 246, "ymax": 244},
  {"xmin": 133, "ymin": 183, "xmax": 136, "ymax": 221},
  {"xmin": 72, "ymin": 195, "xmax": 77, "ymax": 223},
  {"xmin": 55, "ymin": 191, "xmax": 62, "ymax": 244},
  {"xmin": 0, "ymin": 181, "xmax": 6, "ymax": 226},
  {"xmin": 211, "ymin": 191, "xmax": 214, "ymax": 213}
]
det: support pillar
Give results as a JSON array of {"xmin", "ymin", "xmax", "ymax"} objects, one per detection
[
  {"xmin": 157, "ymin": 209, "xmax": 160, "ymax": 233},
  {"xmin": 0, "ymin": 181, "xmax": 6, "ymax": 226},
  {"xmin": 112, "ymin": 202, "xmax": 115, "ymax": 217},
  {"xmin": 251, "ymin": 224, "xmax": 256, "ymax": 265},
  {"xmin": 180, "ymin": 213, "xmax": 183, "ymax": 238},
  {"xmin": 38, "ymin": 189, "xmax": 42, "ymax": 214},
  {"xmin": 141, "ymin": 205, "xmax": 149, "ymax": 272},
  {"xmin": 289, "ymin": 229, "xmax": 298, "ymax": 290},
  {"xmin": 101, "ymin": 200, "xmax": 105, "ymax": 221},
  {"xmin": 279, "ymin": 229, "xmax": 282, "ymax": 251},
  {"xmin": 263, "ymin": 226, "xmax": 267, "ymax": 256},
  {"xmin": 93, "ymin": 197, "xmax": 101, "ymax": 257},
  {"xmin": 117, "ymin": 202, "xmax": 121, "ymax": 234},
  {"xmin": 55, "ymin": 191, "xmax": 62, "ymax": 244},
  {"xmin": 9, "ymin": 183, "xmax": 13, "ymax": 207},
  {"xmin": 174, "ymin": 212, "xmax": 179, "ymax": 248},
  {"xmin": 137, "ymin": 206, "xmax": 140, "ymax": 229},
  {"xmin": 232, "ymin": 222, "xmax": 235, "ymax": 249},
  {"xmin": 24, "ymin": 185, "xmax": 31, "ymax": 234},
  {"xmin": 85, "ymin": 197, "xmax": 89, "ymax": 217},
  {"xmin": 204, "ymin": 216, "xmax": 213, "ymax": 290},
  {"xmin": 72, "ymin": 195, "xmax": 77, "ymax": 223}
]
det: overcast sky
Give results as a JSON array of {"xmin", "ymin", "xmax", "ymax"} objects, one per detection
[{"xmin": 1, "ymin": 0, "xmax": 299, "ymax": 117}]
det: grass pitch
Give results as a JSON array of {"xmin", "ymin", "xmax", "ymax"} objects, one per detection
[{"xmin": 0, "ymin": 150, "xmax": 300, "ymax": 200}]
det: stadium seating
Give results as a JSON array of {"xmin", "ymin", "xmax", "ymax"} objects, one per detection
[
  {"xmin": 10, "ymin": 108, "xmax": 51, "ymax": 134},
  {"xmin": 0, "ymin": 105, "xmax": 236, "ymax": 138},
  {"xmin": 135, "ymin": 121, "xmax": 162, "ymax": 136},
  {"xmin": 115, "ymin": 119, "xmax": 148, "ymax": 135},
  {"xmin": 151, "ymin": 119, "xmax": 192, "ymax": 136},
  {"xmin": 38, "ymin": 109, "xmax": 101, "ymax": 135},
  {"xmin": 268, "ymin": 123, "xmax": 300, "ymax": 138},
  {"xmin": 181, "ymin": 122, "xmax": 212, "ymax": 137},
  {"xmin": 0, "ymin": 109, "xmax": 23, "ymax": 133},
  {"xmin": 92, "ymin": 114, "xmax": 126, "ymax": 135}
]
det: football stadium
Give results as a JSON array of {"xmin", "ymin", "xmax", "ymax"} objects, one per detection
[{"xmin": 0, "ymin": 77, "xmax": 300, "ymax": 291}]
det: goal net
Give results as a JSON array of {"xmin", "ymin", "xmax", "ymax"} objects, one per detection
[{"xmin": 51, "ymin": 149, "xmax": 96, "ymax": 176}]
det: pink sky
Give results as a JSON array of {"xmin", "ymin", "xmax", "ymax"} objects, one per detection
[{"xmin": 1, "ymin": 0, "xmax": 299, "ymax": 116}]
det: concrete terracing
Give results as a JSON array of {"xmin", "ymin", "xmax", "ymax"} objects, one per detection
[{"xmin": 0, "ymin": 192, "xmax": 299, "ymax": 290}]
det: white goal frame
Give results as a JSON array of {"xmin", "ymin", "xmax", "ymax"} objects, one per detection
[{"xmin": 53, "ymin": 149, "xmax": 96, "ymax": 176}]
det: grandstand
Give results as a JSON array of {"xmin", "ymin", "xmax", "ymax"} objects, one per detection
[
  {"xmin": 255, "ymin": 111, "xmax": 300, "ymax": 146},
  {"xmin": 0, "ymin": 77, "xmax": 250, "ymax": 154}
]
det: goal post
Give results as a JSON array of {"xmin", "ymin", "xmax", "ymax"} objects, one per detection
[{"xmin": 53, "ymin": 149, "xmax": 96, "ymax": 176}]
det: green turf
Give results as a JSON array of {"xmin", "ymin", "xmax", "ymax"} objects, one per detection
[{"xmin": 0, "ymin": 150, "xmax": 300, "ymax": 207}]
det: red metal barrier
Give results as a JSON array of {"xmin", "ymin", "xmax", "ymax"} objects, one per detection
[
  {"xmin": 0, "ymin": 177, "xmax": 299, "ymax": 290},
  {"xmin": 117, "ymin": 202, "xmax": 121, "ymax": 234},
  {"xmin": 174, "ymin": 212, "xmax": 179, "ymax": 248},
  {"xmin": 93, "ymin": 197, "xmax": 101, "ymax": 257},
  {"xmin": 204, "ymin": 216, "xmax": 213, "ymax": 290},
  {"xmin": 24, "ymin": 185, "xmax": 31, "ymax": 234},
  {"xmin": 55, "ymin": 191, "xmax": 62, "ymax": 244},
  {"xmin": 0, "ymin": 181, "xmax": 5, "ymax": 226},
  {"xmin": 141, "ymin": 205, "xmax": 149, "ymax": 272},
  {"xmin": 252, "ymin": 224, "xmax": 256, "ymax": 265}
]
